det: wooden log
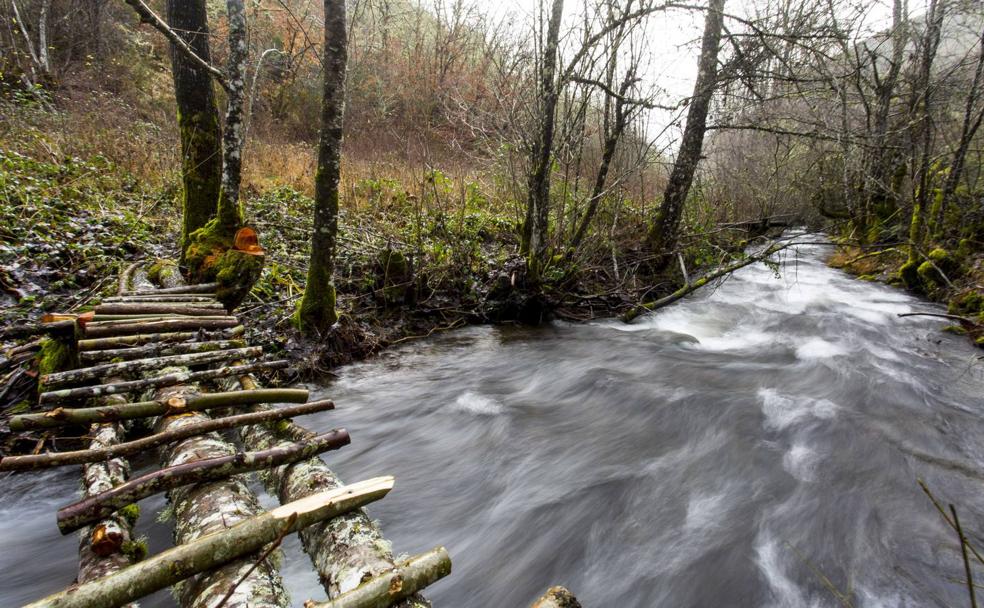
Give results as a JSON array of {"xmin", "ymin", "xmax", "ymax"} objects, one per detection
[
  {"xmin": 530, "ymin": 587, "xmax": 582, "ymax": 608},
  {"xmin": 77, "ymin": 325, "xmax": 245, "ymax": 351},
  {"xmin": 24, "ymin": 479, "xmax": 395, "ymax": 608},
  {"xmin": 306, "ymin": 547, "xmax": 452, "ymax": 608},
  {"xmin": 153, "ymin": 362, "xmax": 289, "ymax": 608},
  {"xmin": 1, "ymin": 399, "xmax": 334, "ymax": 470},
  {"xmin": 102, "ymin": 295, "xmax": 219, "ymax": 303},
  {"xmin": 39, "ymin": 359, "xmax": 289, "ymax": 405},
  {"xmin": 11, "ymin": 388, "xmax": 308, "ymax": 431},
  {"xmin": 90, "ymin": 314, "xmax": 196, "ymax": 322},
  {"xmin": 80, "ymin": 339, "xmax": 247, "ymax": 364},
  {"xmin": 121, "ymin": 282, "xmax": 219, "ymax": 295},
  {"xmin": 622, "ymin": 241, "xmax": 790, "ymax": 323},
  {"xmin": 83, "ymin": 317, "xmax": 239, "ymax": 339},
  {"xmin": 229, "ymin": 375, "xmax": 429, "ymax": 606},
  {"xmin": 42, "ymin": 346, "xmax": 263, "ymax": 388},
  {"xmin": 57, "ymin": 429, "xmax": 351, "ymax": 534},
  {"xmin": 0, "ymin": 319, "xmax": 76, "ymax": 340},
  {"xmin": 95, "ymin": 303, "xmax": 225, "ymax": 316},
  {"xmin": 77, "ymin": 408, "xmax": 137, "ymax": 583}
]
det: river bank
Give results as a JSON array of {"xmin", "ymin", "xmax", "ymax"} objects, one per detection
[{"xmin": 6, "ymin": 237, "xmax": 979, "ymax": 607}]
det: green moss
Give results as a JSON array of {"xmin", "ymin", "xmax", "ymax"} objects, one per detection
[
  {"xmin": 899, "ymin": 259, "xmax": 922, "ymax": 291},
  {"xmin": 857, "ymin": 274, "xmax": 877, "ymax": 281},
  {"xmin": 917, "ymin": 260, "xmax": 939, "ymax": 285},
  {"xmin": 118, "ymin": 503, "xmax": 140, "ymax": 526},
  {"xmin": 37, "ymin": 336, "xmax": 75, "ymax": 379},
  {"xmin": 8, "ymin": 400, "xmax": 31, "ymax": 414},
  {"xmin": 121, "ymin": 538, "xmax": 148, "ymax": 562},
  {"xmin": 942, "ymin": 325, "xmax": 967, "ymax": 335},
  {"xmin": 928, "ymin": 248, "xmax": 958, "ymax": 276},
  {"xmin": 184, "ymin": 218, "xmax": 264, "ymax": 308},
  {"xmin": 293, "ymin": 282, "xmax": 337, "ymax": 332},
  {"xmin": 949, "ymin": 291, "xmax": 984, "ymax": 315}
]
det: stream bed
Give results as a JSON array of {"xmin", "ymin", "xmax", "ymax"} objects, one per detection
[{"xmin": 4, "ymin": 237, "xmax": 984, "ymax": 607}]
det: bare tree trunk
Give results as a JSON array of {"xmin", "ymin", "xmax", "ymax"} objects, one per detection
[
  {"xmin": 521, "ymin": 0, "xmax": 565, "ymax": 270},
  {"xmin": 937, "ymin": 24, "xmax": 984, "ymax": 229},
  {"xmin": 906, "ymin": 0, "xmax": 944, "ymax": 264},
  {"xmin": 861, "ymin": 0, "xmax": 906, "ymax": 229},
  {"xmin": 155, "ymin": 379, "xmax": 290, "ymax": 608},
  {"xmin": 296, "ymin": 0, "xmax": 348, "ymax": 332},
  {"xmin": 647, "ymin": 0, "xmax": 725, "ymax": 265},
  {"xmin": 166, "ymin": 0, "xmax": 223, "ymax": 254},
  {"xmin": 215, "ymin": 0, "xmax": 249, "ymax": 235}
]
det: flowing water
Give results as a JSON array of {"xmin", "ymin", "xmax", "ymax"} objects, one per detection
[{"xmin": 4, "ymin": 237, "xmax": 984, "ymax": 607}]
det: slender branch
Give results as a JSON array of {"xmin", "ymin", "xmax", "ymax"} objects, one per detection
[{"xmin": 120, "ymin": 0, "xmax": 230, "ymax": 90}]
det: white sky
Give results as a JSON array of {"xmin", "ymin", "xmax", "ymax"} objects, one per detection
[{"xmin": 429, "ymin": 0, "xmax": 902, "ymax": 149}]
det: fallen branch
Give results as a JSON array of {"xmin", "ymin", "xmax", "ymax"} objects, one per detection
[
  {"xmin": 80, "ymin": 339, "xmax": 247, "ymax": 365},
  {"xmin": 77, "ymin": 326, "xmax": 245, "ymax": 351},
  {"xmin": 33, "ymin": 387, "xmax": 302, "ymax": 428},
  {"xmin": 230, "ymin": 375, "xmax": 429, "ymax": 606},
  {"xmin": 306, "ymin": 547, "xmax": 452, "ymax": 608},
  {"xmin": 42, "ymin": 346, "xmax": 262, "ymax": 388},
  {"xmin": 102, "ymin": 295, "xmax": 218, "ymax": 303},
  {"xmin": 25, "ymin": 479, "xmax": 394, "ymax": 608},
  {"xmin": 39, "ymin": 359, "xmax": 290, "ymax": 405},
  {"xmin": 121, "ymin": 282, "xmax": 219, "ymax": 296},
  {"xmin": 11, "ymin": 388, "xmax": 308, "ymax": 431},
  {"xmin": 57, "ymin": 429, "xmax": 351, "ymax": 534},
  {"xmin": 898, "ymin": 312, "xmax": 980, "ymax": 328},
  {"xmin": 2, "ymin": 399, "xmax": 334, "ymax": 470},
  {"xmin": 94, "ymin": 303, "xmax": 225, "ymax": 316},
  {"xmin": 622, "ymin": 241, "xmax": 790, "ymax": 322},
  {"xmin": 83, "ymin": 317, "xmax": 239, "ymax": 339}
]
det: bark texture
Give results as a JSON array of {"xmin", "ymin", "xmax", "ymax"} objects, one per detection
[
  {"xmin": 82, "ymin": 317, "xmax": 239, "ymax": 339},
  {"xmin": 166, "ymin": 0, "xmax": 223, "ymax": 251},
  {"xmin": 154, "ymin": 378, "xmax": 289, "ymax": 608},
  {"xmin": 42, "ymin": 346, "xmax": 261, "ymax": 388},
  {"xmin": 296, "ymin": 0, "xmax": 348, "ymax": 332},
  {"xmin": 38, "ymin": 359, "xmax": 289, "ymax": 404},
  {"xmin": 80, "ymin": 339, "xmax": 246, "ymax": 364},
  {"xmin": 77, "ymin": 326, "xmax": 245, "ymax": 351},
  {"xmin": 647, "ymin": 0, "xmax": 725, "ymax": 263},
  {"xmin": 57, "ymin": 428, "xmax": 350, "ymax": 534},
  {"xmin": 1, "ymin": 399, "xmax": 334, "ymax": 471},
  {"xmin": 306, "ymin": 547, "xmax": 451, "ymax": 608},
  {"xmin": 229, "ymin": 375, "xmax": 429, "ymax": 607},
  {"xmin": 521, "ymin": 0, "xmax": 565, "ymax": 264},
  {"xmin": 77, "ymin": 391, "xmax": 138, "ymax": 589},
  {"xmin": 10, "ymin": 388, "xmax": 308, "ymax": 431},
  {"xmin": 121, "ymin": 283, "xmax": 219, "ymax": 296},
  {"xmin": 25, "ymin": 480, "xmax": 394, "ymax": 608}
]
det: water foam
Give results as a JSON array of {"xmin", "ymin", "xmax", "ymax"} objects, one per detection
[
  {"xmin": 758, "ymin": 388, "xmax": 838, "ymax": 430},
  {"xmin": 452, "ymin": 391, "xmax": 505, "ymax": 415}
]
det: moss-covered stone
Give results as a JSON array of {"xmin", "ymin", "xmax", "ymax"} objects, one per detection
[
  {"xmin": 899, "ymin": 259, "xmax": 922, "ymax": 291},
  {"xmin": 949, "ymin": 290, "xmax": 984, "ymax": 316},
  {"xmin": 917, "ymin": 260, "xmax": 940, "ymax": 286},
  {"xmin": 857, "ymin": 274, "xmax": 877, "ymax": 281},
  {"xmin": 927, "ymin": 248, "xmax": 958, "ymax": 276}
]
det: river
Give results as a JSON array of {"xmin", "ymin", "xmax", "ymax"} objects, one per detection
[{"xmin": 3, "ymin": 236, "xmax": 984, "ymax": 607}]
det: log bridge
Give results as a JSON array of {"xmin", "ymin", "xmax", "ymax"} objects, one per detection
[{"xmin": 3, "ymin": 262, "xmax": 451, "ymax": 608}]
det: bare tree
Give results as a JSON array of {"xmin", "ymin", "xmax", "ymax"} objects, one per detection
[
  {"xmin": 296, "ymin": 0, "xmax": 348, "ymax": 332},
  {"xmin": 648, "ymin": 0, "xmax": 726, "ymax": 265},
  {"xmin": 166, "ymin": 0, "xmax": 223, "ymax": 256}
]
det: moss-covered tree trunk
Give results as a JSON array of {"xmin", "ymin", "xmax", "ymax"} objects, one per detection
[
  {"xmin": 521, "ymin": 0, "xmax": 564, "ymax": 268},
  {"xmin": 215, "ymin": 0, "xmax": 248, "ymax": 236},
  {"xmin": 166, "ymin": 0, "xmax": 222, "ymax": 258},
  {"xmin": 647, "ymin": 0, "xmax": 725, "ymax": 267},
  {"xmin": 296, "ymin": 0, "xmax": 348, "ymax": 332}
]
